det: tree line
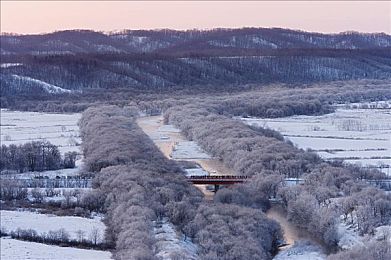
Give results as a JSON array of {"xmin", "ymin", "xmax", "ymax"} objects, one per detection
[
  {"xmin": 140, "ymin": 80, "xmax": 391, "ymax": 119},
  {"xmin": 0, "ymin": 141, "xmax": 77, "ymax": 173},
  {"xmin": 2, "ymin": 80, "xmax": 391, "ymax": 118},
  {"xmin": 79, "ymin": 105, "xmax": 283, "ymax": 259},
  {"xmin": 164, "ymin": 101, "xmax": 391, "ymax": 253},
  {"xmin": 0, "ymin": 227, "xmax": 109, "ymax": 250}
]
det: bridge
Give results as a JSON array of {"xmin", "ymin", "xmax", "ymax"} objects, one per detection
[
  {"xmin": 186, "ymin": 175, "xmax": 391, "ymax": 192},
  {"xmin": 186, "ymin": 175, "xmax": 249, "ymax": 192}
]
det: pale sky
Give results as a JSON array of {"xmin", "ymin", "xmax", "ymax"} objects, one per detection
[{"xmin": 1, "ymin": 1, "xmax": 390, "ymax": 34}]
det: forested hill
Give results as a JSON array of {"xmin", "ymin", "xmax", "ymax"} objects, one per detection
[
  {"xmin": 1, "ymin": 28, "xmax": 391, "ymax": 98},
  {"xmin": 2, "ymin": 28, "xmax": 391, "ymax": 54}
]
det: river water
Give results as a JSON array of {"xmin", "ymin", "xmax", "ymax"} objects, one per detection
[{"xmin": 137, "ymin": 115, "xmax": 326, "ymax": 257}]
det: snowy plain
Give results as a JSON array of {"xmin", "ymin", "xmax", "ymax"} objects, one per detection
[
  {"xmin": 1, "ymin": 238, "xmax": 112, "ymax": 260},
  {"xmin": 0, "ymin": 110, "xmax": 112, "ymax": 259},
  {"xmin": 242, "ymin": 104, "xmax": 391, "ymax": 175},
  {"xmin": 1, "ymin": 110, "xmax": 81, "ymax": 155},
  {"xmin": 0, "ymin": 210, "xmax": 106, "ymax": 243}
]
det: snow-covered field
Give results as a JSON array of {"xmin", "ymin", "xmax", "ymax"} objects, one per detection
[
  {"xmin": 1, "ymin": 238, "xmax": 112, "ymax": 260},
  {"xmin": 336, "ymin": 219, "xmax": 364, "ymax": 250},
  {"xmin": 1, "ymin": 210, "xmax": 106, "ymax": 243},
  {"xmin": 1, "ymin": 110, "xmax": 81, "ymax": 155},
  {"xmin": 1, "ymin": 167, "xmax": 83, "ymax": 179},
  {"xmin": 0, "ymin": 110, "xmax": 111, "ymax": 259},
  {"xmin": 154, "ymin": 218, "xmax": 198, "ymax": 259},
  {"xmin": 242, "ymin": 105, "xmax": 391, "ymax": 175}
]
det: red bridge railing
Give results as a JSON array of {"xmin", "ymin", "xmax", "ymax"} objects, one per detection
[
  {"xmin": 186, "ymin": 175, "xmax": 248, "ymax": 191},
  {"xmin": 187, "ymin": 175, "xmax": 248, "ymax": 180}
]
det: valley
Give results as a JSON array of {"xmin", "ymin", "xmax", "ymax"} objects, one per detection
[{"xmin": 0, "ymin": 24, "xmax": 390, "ymax": 260}]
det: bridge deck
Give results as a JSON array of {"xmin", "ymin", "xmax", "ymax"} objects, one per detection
[{"xmin": 186, "ymin": 175, "xmax": 248, "ymax": 185}]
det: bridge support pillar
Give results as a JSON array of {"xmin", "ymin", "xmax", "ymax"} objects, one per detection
[{"xmin": 214, "ymin": 184, "xmax": 220, "ymax": 193}]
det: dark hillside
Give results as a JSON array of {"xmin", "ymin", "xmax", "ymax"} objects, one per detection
[{"xmin": 1, "ymin": 28, "xmax": 390, "ymax": 102}]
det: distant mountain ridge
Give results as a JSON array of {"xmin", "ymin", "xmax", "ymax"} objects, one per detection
[
  {"xmin": 1, "ymin": 28, "xmax": 390, "ymax": 98},
  {"xmin": 1, "ymin": 28, "xmax": 390, "ymax": 55}
]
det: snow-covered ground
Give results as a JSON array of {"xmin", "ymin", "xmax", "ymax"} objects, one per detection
[
  {"xmin": 137, "ymin": 116, "xmax": 232, "ymax": 177},
  {"xmin": 25, "ymin": 188, "xmax": 92, "ymax": 203},
  {"xmin": 11, "ymin": 74, "xmax": 73, "ymax": 94},
  {"xmin": 335, "ymin": 219, "xmax": 391, "ymax": 251},
  {"xmin": 1, "ymin": 238, "xmax": 112, "ymax": 260},
  {"xmin": 137, "ymin": 117, "xmax": 211, "ymax": 159},
  {"xmin": 0, "ymin": 111, "xmax": 110, "ymax": 259},
  {"xmin": 336, "ymin": 219, "xmax": 364, "ymax": 250},
  {"xmin": 337, "ymin": 100, "xmax": 391, "ymax": 110},
  {"xmin": 242, "ymin": 105, "xmax": 391, "ymax": 175},
  {"xmin": 184, "ymin": 168, "xmax": 209, "ymax": 177},
  {"xmin": 1, "ymin": 210, "xmax": 106, "ymax": 243},
  {"xmin": 374, "ymin": 225, "xmax": 391, "ymax": 243},
  {"xmin": 154, "ymin": 218, "xmax": 198, "ymax": 259},
  {"xmin": 0, "ymin": 63, "xmax": 23, "ymax": 68},
  {"xmin": 1, "ymin": 165, "xmax": 83, "ymax": 179},
  {"xmin": 158, "ymin": 124, "xmax": 182, "ymax": 134},
  {"xmin": 1, "ymin": 110, "xmax": 81, "ymax": 155},
  {"xmin": 171, "ymin": 141, "xmax": 211, "ymax": 159},
  {"xmin": 273, "ymin": 240, "xmax": 326, "ymax": 260},
  {"xmin": 325, "ymin": 196, "xmax": 391, "ymax": 251}
]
